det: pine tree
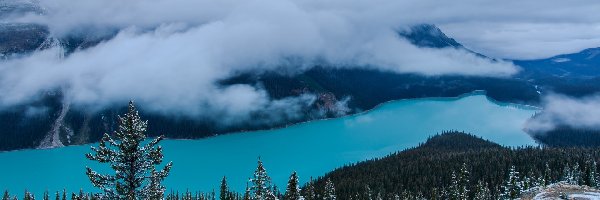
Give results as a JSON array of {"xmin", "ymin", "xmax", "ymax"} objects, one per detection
[
  {"xmin": 43, "ymin": 191, "xmax": 49, "ymax": 200},
  {"xmin": 284, "ymin": 171, "xmax": 301, "ymax": 200},
  {"xmin": 220, "ymin": 176, "xmax": 231, "ymax": 200},
  {"xmin": 449, "ymin": 168, "xmax": 468, "ymax": 200},
  {"xmin": 501, "ymin": 166, "xmax": 522, "ymax": 200},
  {"xmin": 522, "ymin": 172, "xmax": 532, "ymax": 190},
  {"xmin": 2, "ymin": 191, "xmax": 9, "ymax": 200},
  {"xmin": 323, "ymin": 178, "xmax": 336, "ymax": 200},
  {"xmin": 302, "ymin": 178, "xmax": 316, "ymax": 200},
  {"xmin": 562, "ymin": 163, "xmax": 573, "ymax": 183},
  {"xmin": 364, "ymin": 185, "xmax": 372, "ymax": 200},
  {"xmin": 590, "ymin": 161, "xmax": 598, "ymax": 187},
  {"xmin": 23, "ymin": 191, "xmax": 34, "ymax": 200},
  {"xmin": 85, "ymin": 101, "xmax": 173, "ymax": 199},
  {"xmin": 543, "ymin": 163, "xmax": 552, "ymax": 186},
  {"xmin": 572, "ymin": 163, "xmax": 582, "ymax": 185},
  {"xmin": 457, "ymin": 163, "xmax": 470, "ymax": 200},
  {"xmin": 449, "ymin": 171, "xmax": 460, "ymax": 200},
  {"xmin": 243, "ymin": 182, "xmax": 251, "ymax": 200},
  {"xmin": 273, "ymin": 185, "xmax": 282, "ymax": 200},
  {"xmin": 473, "ymin": 181, "xmax": 491, "ymax": 200},
  {"xmin": 250, "ymin": 158, "xmax": 277, "ymax": 200}
]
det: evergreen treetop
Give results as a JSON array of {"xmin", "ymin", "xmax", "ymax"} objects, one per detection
[{"xmin": 85, "ymin": 101, "xmax": 172, "ymax": 199}]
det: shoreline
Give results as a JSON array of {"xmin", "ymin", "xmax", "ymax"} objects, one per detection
[{"xmin": 1, "ymin": 90, "xmax": 541, "ymax": 153}]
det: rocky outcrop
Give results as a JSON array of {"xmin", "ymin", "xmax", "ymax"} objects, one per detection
[{"xmin": 520, "ymin": 183, "xmax": 600, "ymax": 200}]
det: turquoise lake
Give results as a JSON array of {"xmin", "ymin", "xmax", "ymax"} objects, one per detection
[{"xmin": 0, "ymin": 93, "xmax": 538, "ymax": 195}]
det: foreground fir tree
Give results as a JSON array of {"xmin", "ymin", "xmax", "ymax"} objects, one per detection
[
  {"xmin": 250, "ymin": 158, "xmax": 277, "ymax": 200},
  {"xmin": 86, "ymin": 101, "xmax": 173, "ymax": 199},
  {"xmin": 283, "ymin": 171, "xmax": 301, "ymax": 200}
]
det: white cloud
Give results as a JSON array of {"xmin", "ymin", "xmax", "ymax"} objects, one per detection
[
  {"xmin": 8, "ymin": 0, "xmax": 600, "ymax": 60},
  {"xmin": 13, "ymin": 0, "xmax": 595, "ymax": 125},
  {"xmin": 526, "ymin": 94, "xmax": 600, "ymax": 132},
  {"xmin": 441, "ymin": 22, "xmax": 600, "ymax": 59}
]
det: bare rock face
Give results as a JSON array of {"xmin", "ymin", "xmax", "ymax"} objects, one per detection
[{"xmin": 520, "ymin": 183, "xmax": 600, "ymax": 200}]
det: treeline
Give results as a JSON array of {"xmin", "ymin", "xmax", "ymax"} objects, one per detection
[{"xmin": 305, "ymin": 131, "xmax": 600, "ymax": 199}]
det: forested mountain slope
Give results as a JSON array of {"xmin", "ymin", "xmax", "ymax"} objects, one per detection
[{"xmin": 306, "ymin": 131, "xmax": 600, "ymax": 199}]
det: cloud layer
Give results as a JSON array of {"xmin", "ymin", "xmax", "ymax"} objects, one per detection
[
  {"xmin": 8, "ymin": 0, "xmax": 600, "ymax": 125},
  {"xmin": 526, "ymin": 94, "xmax": 600, "ymax": 132},
  {"xmin": 9, "ymin": 0, "xmax": 600, "ymax": 59},
  {"xmin": 0, "ymin": 0, "xmax": 528, "ymax": 125}
]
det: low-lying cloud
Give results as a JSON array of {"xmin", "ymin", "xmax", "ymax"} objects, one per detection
[
  {"xmin": 9, "ymin": 0, "xmax": 600, "ymax": 59},
  {"xmin": 526, "ymin": 94, "xmax": 600, "ymax": 132},
  {"xmin": 2, "ymin": 0, "xmax": 563, "ymax": 125}
]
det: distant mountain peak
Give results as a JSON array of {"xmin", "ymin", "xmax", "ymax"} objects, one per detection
[{"xmin": 397, "ymin": 24, "xmax": 463, "ymax": 49}]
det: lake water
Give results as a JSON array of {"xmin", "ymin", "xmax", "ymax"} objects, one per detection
[{"xmin": 0, "ymin": 93, "xmax": 538, "ymax": 196}]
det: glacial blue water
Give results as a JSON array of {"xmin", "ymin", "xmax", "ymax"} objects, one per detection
[{"xmin": 0, "ymin": 93, "xmax": 538, "ymax": 196}]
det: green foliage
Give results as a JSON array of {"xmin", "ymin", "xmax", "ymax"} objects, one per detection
[
  {"xmin": 85, "ymin": 101, "xmax": 172, "ymax": 199},
  {"xmin": 323, "ymin": 178, "xmax": 336, "ymax": 200},
  {"xmin": 249, "ymin": 158, "xmax": 276, "ymax": 200},
  {"xmin": 283, "ymin": 172, "xmax": 301, "ymax": 200},
  {"xmin": 305, "ymin": 131, "xmax": 600, "ymax": 199}
]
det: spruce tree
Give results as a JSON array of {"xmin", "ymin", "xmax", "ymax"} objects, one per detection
[
  {"xmin": 243, "ymin": 183, "xmax": 251, "ymax": 200},
  {"xmin": 85, "ymin": 101, "xmax": 173, "ymax": 199},
  {"xmin": 23, "ymin": 191, "xmax": 34, "ymax": 200},
  {"xmin": 323, "ymin": 178, "xmax": 336, "ymax": 200},
  {"xmin": 449, "ymin": 171, "xmax": 460, "ymax": 200},
  {"xmin": 450, "ymin": 163, "xmax": 470, "ymax": 200},
  {"xmin": 543, "ymin": 163, "xmax": 552, "ymax": 186},
  {"xmin": 302, "ymin": 178, "xmax": 316, "ymax": 200},
  {"xmin": 562, "ymin": 163, "xmax": 573, "ymax": 183},
  {"xmin": 590, "ymin": 161, "xmax": 598, "ymax": 187},
  {"xmin": 43, "ymin": 191, "xmax": 49, "ymax": 200},
  {"xmin": 364, "ymin": 185, "xmax": 372, "ymax": 200},
  {"xmin": 250, "ymin": 158, "xmax": 276, "ymax": 200},
  {"xmin": 220, "ymin": 176, "xmax": 230, "ymax": 200},
  {"xmin": 2, "ymin": 191, "xmax": 9, "ymax": 200},
  {"xmin": 572, "ymin": 163, "xmax": 582, "ymax": 185},
  {"xmin": 501, "ymin": 166, "xmax": 522, "ymax": 200},
  {"xmin": 283, "ymin": 171, "xmax": 301, "ymax": 200},
  {"xmin": 473, "ymin": 181, "xmax": 491, "ymax": 200}
]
